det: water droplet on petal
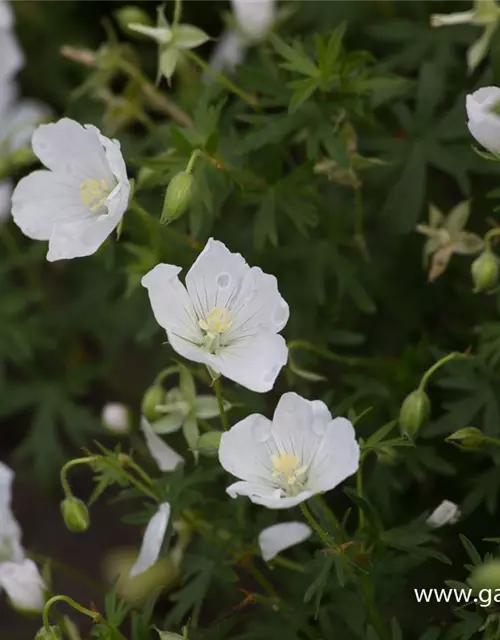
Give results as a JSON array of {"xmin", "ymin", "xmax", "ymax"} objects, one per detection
[
  {"xmin": 216, "ymin": 272, "xmax": 231, "ymax": 289},
  {"xmin": 252, "ymin": 417, "xmax": 271, "ymax": 442}
]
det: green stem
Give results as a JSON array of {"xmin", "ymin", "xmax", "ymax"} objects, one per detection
[
  {"xmin": 173, "ymin": 0, "xmax": 182, "ymax": 26},
  {"xmin": 184, "ymin": 50, "xmax": 259, "ymax": 109},
  {"xmin": 287, "ymin": 339, "xmax": 370, "ymax": 367},
  {"xmin": 124, "ymin": 457, "xmax": 155, "ymax": 487},
  {"xmin": 356, "ymin": 463, "xmax": 365, "ymax": 533},
  {"xmin": 28, "ymin": 552, "xmax": 105, "ymax": 593},
  {"xmin": 246, "ymin": 560, "xmax": 280, "ymax": 599},
  {"xmin": 485, "ymin": 228, "xmax": 500, "ymax": 251},
  {"xmin": 419, "ymin": 351, "xmax": 467, "ymax": 392},
  {"xmin": 60, "ymin": 457, "xmax": 96, "ymax": 499},
  {"xmin": 354, "ymin": 187, "xmax": 369, "ymax": 261},
  {"xmin": 185, "ymin": 148, "xmax": 202, "ymax": 174},
  {"xmin": 300, "ymin": 501, "xmax": 335, "ymax": 548},
  {"xmin": 213, "ymin": 376, "xmax": 230, "ymax": 431},
  {"xmin": 106, "ymin": 457, "xmax": 159, "ymax": 502}
]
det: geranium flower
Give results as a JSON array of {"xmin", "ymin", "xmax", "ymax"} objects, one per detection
[
  {"xmin": 258, "ymin": 522, "xmax": 311, "ymax": 561},
  {"xmin": 218, "ymin": 392, "xmax": 360, "ymax": 509},
  {"xmin": 142, "ymin": 238, "xmax": 289, "ymax": 393},
  {"xmin": 11, "ymin": 118, "xmax": 130, "ymax": 261},
  {"xmin": 0, "ymin": 461, "xmax": 45, "ymax": 612},
  {"xmin": 466, "ymin": 86, "xmax": 500, "ymax": 154}
]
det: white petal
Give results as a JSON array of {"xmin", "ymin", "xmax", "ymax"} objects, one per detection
[
  {"xmin": 258, "ymin": 522, "xmax": 311, "ymax": 561},
  {"xmin": 219, "ymin": 413, "xmax": 275, "ymax": 484},
  {"xmin": 250, "ymin": 489, "xmax": 315, "ymax": 510},
  {"xmin": 142, "ymin": 263, "xmax": 204, "ymax": 360},
  {"xmin": 46, "ymin": 213, "xmax": 119, "ymax": 261},
  {"xmin": 32, "ymin": 118, "xmax": 114, "ymax": 184},
  {"xmin": 0, "ymin": 461, "xmax": 14, "ymax": 513},
  {"xmin": 208, "ymin": 29, "xmax": 246, "ymax": 74},
  {"xmin": 141, "ymin": 418, "xmax": 184, "ymax": 472},
  {"xmin": 212, "ymin": 332, "xmax": 288, "ymax": 392},
  {"xmin": 466, "ymin": 86, "xmax": 500, "ymax": 153},
  {"xmin": 226, "ymin": 480, "xmax": 281, "ymax": 501},
  {"xmin": 185, "ymin": 238, "xmax": 249, "ymax": 320},
  {"xmin": 130, "ymin": 502, "xmax": 170, "ymax": 577},
  {"xmin": 0, "ymin": 30, "xmax": 23, "ymax": 82},
  {"xmin": 12, "ymin": 170, "xmax": 88, "ymax": 241},
  {"xmin": 0, "ymin": 559, "xmax": 45, "ymax": 611},
  {"xmin": 0, "ymin": 0, "xmax": 14, "ymax": 29},
  {"xmin": 231, "ymin": 0, "xmax": 275, "ymax": 41},
  {"xmin": 3, "ymin": 99, "xmax": 50, "ymax": 152},
  {"xmin": 426, "ymin": 500, "xmax": 460, "ymax": 528},
  {"xmin": 430, "ymin": 10, "xmax": 475, "ymax": 27},
  {"xmin": 226, "ymin": 266, "xmax": 290, "ymax": 337},
  {"xmin": 307, "ymin": 417, "xmax": 360, "ymax": 493},
  {"xmin": 467, "ymin": 23, "xmax": 497, "ymax": 72}
]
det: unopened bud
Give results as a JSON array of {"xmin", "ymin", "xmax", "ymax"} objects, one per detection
[
  {"xmin": 196, "ymin": 431, "xmax": 222, "ymax": 457},
  {"xmin": 446, "ymin": 426, "xmax": 488, "ymax": 451},
  {"xmin": 35, "ymin": 626, "xmax": 63, "ymax": 640},
  {"xmin": 61, "ymin": 497, "xmax": 90, "ymax": 533},
  {"xmin": 472, "ymin": 250, "xmax": 499, "ymax": 292},
  {"xmin": 101, "ymin": 402, "xmax": 131, "ymax": 435},
  {"xmin": 399, "ymin": 389, "xmax": 430, "ymax": 439},
  {"xmin": 115, "ymin": 6, "xmax": 153, "ymax": 37},
  {"xmin": 141, "ymin": 385, "xmax": 165, "ymax": 421},
  {"xmin": 469, "ymin": 559, "xmax": 500, "ymax": 591},
  {"xmin": 161, "ymin": 172, "xmax": 194, "ymax": 224}
]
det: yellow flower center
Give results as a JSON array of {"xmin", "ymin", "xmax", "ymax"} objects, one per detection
[
  {"xmin": 271, "ymin": 452, "xmax": 308, "ymax": 486},
  {"xmin": 80, "ymin": 179, "xmax": 111, "ymax": 212},
  {"xmin": 198, "ymin": 307, "xmax": 232, "ymax": 338}
]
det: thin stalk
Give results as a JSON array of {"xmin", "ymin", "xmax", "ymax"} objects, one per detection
[
  {"xmin": 419, "ymin": 351, "xmax": 466, "ymax": 392},
  {"xmin": 299, "ymin": 501, "xmax": 335, "ymax": 548},
  {"xmin": 485, "ymin": 227, "xmax": 500, "ymax": 251},
  {"xmin": 184, "ymin": 49, "xmax": 259, "ymax": 109},
  {"xmin": 213, "ymin": 376, "xmax": 230, "ymax": 431},
  {"xmin": 356, "ymin": 463, "xmax": 365, "ymax": 533},
  {"xmin": 60, "ymin": 457, "xmax": 96, "ymax": 499}
]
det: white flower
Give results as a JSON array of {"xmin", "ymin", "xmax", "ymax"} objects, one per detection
[
  {"xmin": 141, "ymin": 417, "xmax": 184, "ymax": 472},
  {"xmin": 208, "ymin": 30, "xmax": 245, "ymax": 74},
  {"xmin": 218, "ymin": 392, "xmax": 360, "ymax": 509},
  {"xmin": 0, "ymin": 0, "xmax": 13, "ymax": 30},
  {"xmin": 258, "ymin": 522, "xmax": 311, "ymax": 561},
  {"xmin": 466, "ymin": 86, "xmax": 500, "ymax": 154},
  {"xmin": 0, "ymin": 462, "xmax": 45, "ymax": 611},
  {"xmin": 130, "ymin": 502, "xmax": 171, "ymax": 577},
  {"xmin": 0, "ymin": 31, "xmax": 23, "ymax": 88},
  {"xmin": 426, "ymin": 500, "xmax": 460, "ymax": 528},
  {"xmin": 231, "ymin": 0, "xmax": 275, "ymax": 42},
  {"xmin": 101, "ymin": 402, "xmax": 130, "ymax": 435},
  {"xmin": 0, "ymin": 559, "xmax": 45, "ymax": 612},
  {"xmin": 12, "ymin": 118, "xmax": 130, "ymax": 261},
  {"xmin": 142, "ymin": 238, "xmax": 289, "ymax": 393}
]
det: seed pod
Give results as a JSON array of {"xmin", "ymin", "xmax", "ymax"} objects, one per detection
[
  {"xmin": 61, "ymin": 497, "xmax": 90, "ymax": 533},
  {"xmin": 35, "ymin": 626, "xmax": 63, "ymax": 640},
  {"xmin": 141, "ymin": 385, "xmax": 165, "ymax": 422},
  {"xmin": 446, "ymin": 426, "xmax": 488, "ymax": 451},
  {"xmin": 471, "ymin": 250, "xmax": 499, "ymax": 292},
  {"xmin": 469, "ymin": 559, "xmax": 500, "ymax": 591},
  {"xmin": 399, "ymin": 389, "xmax": 431, "ymax": 439},
  {"xmin": 196, "ymin": 431, "xmax": 222, "ymax": 457},
  {"xmin": 161, "ymin": 172, "xmax": 194, "ymax": 224}
]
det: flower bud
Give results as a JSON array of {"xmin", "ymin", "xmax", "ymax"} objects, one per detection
[
  {"xmin": 61, "ymin": 497, "xmax": 90, "ymax": 533},
  {"xmin": 35, "ymin": 627, "xmax": 63, "ymax": 640},
  {"xmin": 399, "ymin": 389, "xmax": 430, "ymax": 439},
  {"xmin": 471, "ymin": 250, "xmax": 499, "ymax": 292},
  {"xmin": 196, "ymin": 431, "xmax": 222, "ymax": 457},
  {"xmin": 446, "ymin": 426, "xmax": 488, "ymax": 451},
  {"xmin": 141, "ymin": 385, "xmax": 165, "ymax": 422},
  {"xmin": 161, "ymin": 172, "xmax": 194, "ymax": 224},
  {"xmin": 114, "ymin": 6, "xmax": 153, "ymax": 37},
  {"xmin": 101, "ymin": 402, "xmax": 131, "ymax": 435},
  {"xmin": 469, "ymin": 559, "xmax": 500, "ymax": 591}
]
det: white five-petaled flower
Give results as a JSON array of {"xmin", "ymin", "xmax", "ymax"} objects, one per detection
[
  {"xmin": 426, "ymin": 500, "xmax": 460, "ymax": 529},
  {"xmin": 218, "ymin": 392, "xmax": 360, "ymax": 509},
  {"xmin": 258, "ymin": 522, "xmax": 311, "ymax": 561},
  {"xmin": 142, "ymin": 238, "xmax": 289, "ymax": 393},
  {"xmin": 466, "ymin": 86, "xmax": 500, "ymax": 154},
  {"xmin": 0, "ymin": 461, "xmax": 46, "ymax": 612},
  {"xmin": 11, "ymin": 118, "xmax": 130, "ymax": 261}
]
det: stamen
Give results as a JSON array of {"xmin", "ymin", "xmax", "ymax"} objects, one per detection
[
  {"xmin": 271, "ymin": 452, "xmax": 307, "ymax": 487},
  {"xmin": 80, "ymin": 179, "xmax": 111, "ymax": 212}
]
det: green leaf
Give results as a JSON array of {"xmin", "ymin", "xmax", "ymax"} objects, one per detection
[
  {"xmin": 174, "ymin": 24, "xmax": 210, "ymax": 49},
  {"xmin": 269, "ymin": 33, "xmax": 320, "ymax": 78}
]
